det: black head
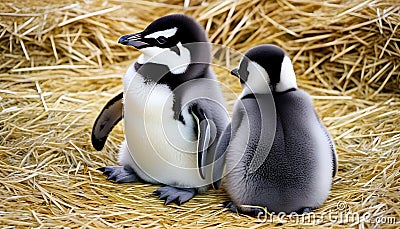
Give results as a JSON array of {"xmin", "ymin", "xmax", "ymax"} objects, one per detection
[
  {"xmin": 231, "ymin": 44, "xmax": 297, "ymax": 94},
  {"xmin": 118, "ymin": 14, "xmax": 208, "ymax": 49}
]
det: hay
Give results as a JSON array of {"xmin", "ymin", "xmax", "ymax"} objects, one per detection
[{"xmin": 1, "ymin": 0, "xmax": 399, "ymax": 227}]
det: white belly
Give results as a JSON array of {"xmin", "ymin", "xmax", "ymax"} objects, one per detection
[{"xmin": 122, "ymin": 64, "xmax": 211, "ymax": 188}]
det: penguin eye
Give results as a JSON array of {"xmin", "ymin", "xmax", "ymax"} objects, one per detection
[{"xmin": 156, "ymin": 36, "xmax": 167, "ymax": 44}]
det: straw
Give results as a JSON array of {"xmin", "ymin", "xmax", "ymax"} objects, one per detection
[{"xmin": 1, "ymin": 0, "xmax": 399, "ymax": 227}]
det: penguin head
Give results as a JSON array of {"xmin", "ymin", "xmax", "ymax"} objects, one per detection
[
  {"xmin": 231, "ymin": 44, "xmax": 298, "ymax": 95},
  {"xmin": 118, "ymin": 14, "xmax": 209, "ymax": 74}
]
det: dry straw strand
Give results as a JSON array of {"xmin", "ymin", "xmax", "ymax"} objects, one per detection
[{"xmin": 1, "ymin": 0, "xmax": 400, "ymax": 228}]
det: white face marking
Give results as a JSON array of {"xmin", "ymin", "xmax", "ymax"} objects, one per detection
[
  {"xmin": 144, "ymin": 27, "xmax": 178, "ymax": 39},
  {"xmin": 276, "ymin": 56, "xmax": 297, "ymax": 92},
  {"xmin": 137, "ymin": 42, "xmax": 191, "ymax": 74},
  {"xmin": 242, "ymin": 60, "xmax": 271, "ymax": 96}
]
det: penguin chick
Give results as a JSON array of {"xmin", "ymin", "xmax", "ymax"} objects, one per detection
[
  {"xmin": 92, "ymin": 14, "xmax": 229, "ymax": 205},
  {"xmin": 218, "ymin": 44, "xmax": 338, "ymax": 215}
]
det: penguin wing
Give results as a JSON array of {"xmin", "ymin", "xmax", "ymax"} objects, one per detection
[
  {"xmin": 329, "ymin": 133, "xmax": 338, "ymax": 178},
  {"xmin": 212, "ymin": 123, "xmax": 231, "ymax": 189},
  {"xmin": 190, "ymin": 103, "xmax": 211, "ymax": 180},
  {"xmin": 314, "ymin": 110, "xmax": 338, "ymax": 178},
  {"xmin": 91, "ymin": 92, "xmax": 123, "ymax": 151}
]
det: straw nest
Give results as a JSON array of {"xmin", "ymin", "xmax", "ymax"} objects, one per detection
[{"xmin": 1, "ymin": 0, "xmax": 399, "ymax": 228}]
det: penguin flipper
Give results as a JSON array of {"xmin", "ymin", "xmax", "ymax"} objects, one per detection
[
  {"xmin": 212, "ymin": 123, "xmax": 231, "ymax": 189},
  {"xmin": 91, "ymin": 92, "xmax": 123, "ymax": 151},
  {"xmin": 314, "ymin": 110, "xmax": 338, "ymax": 178},
  {"xmin": 190, "ymin": 104, "xmax": 212, "ymax": 180},
  {"xmin": 331, "ymin": 144, "xmax": 338, "ymax": 178}
]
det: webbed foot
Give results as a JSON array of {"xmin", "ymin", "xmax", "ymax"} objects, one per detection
[
  {"xmin": 223, "ymin": 201, "xmax": 266, "ymax": 217},
  {"xmin": 98, "ymin": 165, "xmax": 139, "ymax": 183},
  {"xmin": 296, "ymin": 207, "xmax": 312, "ymax": 214},
  {"xmin": 153, "ymin": 186, "xmax": 196, "ymax": 205}
]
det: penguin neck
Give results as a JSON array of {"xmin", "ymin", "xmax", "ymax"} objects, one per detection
[
  {"xmin": 273, "ymin": 87, "xmax": 297, "ymax": 95},
  {"xmin": 134, "ymin": 41, "xmax": 211, "ymax": 91},
  {"xmin": 137, "ymin": 42, "xmax": 191, "ymax": 75},
  {"xmin": 240, "ymin": 87, "xmax": 297, "ymax": 100},
  {"xmin": 134, "ymin": 61, "xmax": 208, "ymax": 91},
  {"xmin": 241, "ymin": 93, "xmax": 256, "ymax": 100},
  {"xmin": 133, "ymin": 61, "xmax": 209, "ymax": 125}
]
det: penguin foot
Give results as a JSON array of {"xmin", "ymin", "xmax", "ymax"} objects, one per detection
[
  {"xmin": 98, "ymin": 165, "xmax": 139, "ymax": 183},
  {"xmin": 296, "ymin": 207, "xmax": 312, "ymax": 214},
  {"xmin": 153, "ymin": 186, "xmax": 196, "ymax": 205},
  {"xmin": 223, "ymin": 201, "xmax": 266, "ymax": 217}
]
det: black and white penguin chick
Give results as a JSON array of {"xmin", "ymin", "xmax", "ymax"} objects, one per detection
[
  {"xmin": 218, "ymin": 44, "xmax": 338, "ymax": 215},
  {"xmin": 91, "ymin": 14, "xmax": 229, "ymax": 205}
]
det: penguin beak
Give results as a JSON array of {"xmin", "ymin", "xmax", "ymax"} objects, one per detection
[
  {"xmin": 231, "ymin": 68, "xmax": 240, "ymax": 78},
  {"xmin": 118, "ymin": 32, "xmax": 148, "ymax": 49}
]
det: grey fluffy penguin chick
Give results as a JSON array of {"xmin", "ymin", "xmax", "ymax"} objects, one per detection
[
  {"xmin": 218, "ymin": 44, "xmax": 338, "ymax": 215},
  {"xmin": 91, "ymin": 14, "xmax": 229, "ymax": 205}
]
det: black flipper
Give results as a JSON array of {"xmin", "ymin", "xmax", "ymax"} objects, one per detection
[
  {"xmin": 91, "ymin": 92, "xmax": 123, "ymax": 151},
  {"xmin": 190, "ymin": 104, "xmax": 212, "ymax": 180},
  {"xmin": 212, "ymin": 123, "xmax": 231, "ymax": 189},
  {"xmin": 331, "ymin": 143, "xmax": 338, "ymax": 178}
]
